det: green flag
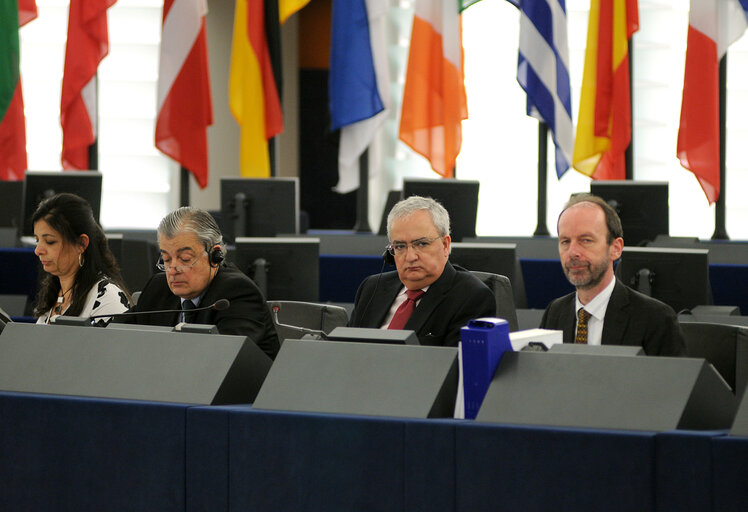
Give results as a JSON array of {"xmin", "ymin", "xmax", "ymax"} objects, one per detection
[
  {"xmin": 459, "ymin": 0, "xmax": 482, "ymax": 12},
  {"xmin": 0, "ymin": 0, "xmax": 20, "ymax": 120}
]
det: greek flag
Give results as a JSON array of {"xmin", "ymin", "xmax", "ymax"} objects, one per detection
[{"xmin": 509, "ymin": 0, "xmax": 573, "ymax": 178}]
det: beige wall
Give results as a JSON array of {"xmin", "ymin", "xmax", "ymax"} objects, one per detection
[{"xmin": 189, "ymin": 1, "xmax": 300, "ymax": 211}]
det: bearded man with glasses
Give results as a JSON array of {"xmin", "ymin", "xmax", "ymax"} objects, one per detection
[
  {"xmin": 116, "ymin": 207, "xmax": 280, "ymax": 359},
  {"xmin": 348, "ymin": 196, "xmax": 495, "ymax": 346}
]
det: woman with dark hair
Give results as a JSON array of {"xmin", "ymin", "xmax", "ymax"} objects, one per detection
[{"xmin": 32, "ymin": 193, "xmax": 131, "ymax": 324}]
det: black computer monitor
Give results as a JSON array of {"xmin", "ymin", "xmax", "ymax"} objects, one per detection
[
  {"xmin": 0, "ymin": 180, "xmax": 23, "ymax": 229},
  {"xmin": 449, "ymin": 242, "xmax": 527, "ymax": 308},
  {"xmin": 589, "ymin": 181, "xmax": 669, "ymax": 246},
  {"xmin": 220, "ymin": 177, "xmax": 299, "ymax": 242},
  {"xmin": 615, "ymin": 246, "xmax": 711, "ymax": 314},
  {"xmin": 20, "ymin": 171, "xmax": 103, "ymax": 237},
  {"xmin": 402, "ymin": 178, "xmax": 479, "ymax": 242},
  {"xmin": 229, "ymin": 237, "xmax": 319, "ymax": 302}
]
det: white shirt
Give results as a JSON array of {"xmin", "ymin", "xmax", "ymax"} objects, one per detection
[
  {"xmin": 37, "ymin": 278, "xmax": 129, "ymax": 324},
  {"xmin": 574, "ymin": 277, "xmax": 617, "ymax": 346},
  {"xmin": 379, "ymin": 285, "xmax": 430, "ymax": 329}
]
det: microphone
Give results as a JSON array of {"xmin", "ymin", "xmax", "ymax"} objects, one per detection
[
  {"xmin": 270, "ymin": 303, "xmax": 327, "ymax": 340},
  {"xmin": 86, "ymin": 299, "xmax": 231, "ymax": 322}
]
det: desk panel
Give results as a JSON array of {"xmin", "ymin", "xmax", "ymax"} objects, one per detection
[
  {"xmin": 655, "ymin": 430, "xmax": 725, "ymax": 511},
  {"xmin": 0, "ymin": 392, "xmax": 187, "ymax": 512},
  {"xmin": 455, "ymin": 422, "xmax": 656, "ymax": 512},
  {"xmin": 712, "ymin": 436, "xmax": 748, "ymax": 512},
  {"xmin": 227, "ymin": 408, "xmax": 405, "ymax": 512}
]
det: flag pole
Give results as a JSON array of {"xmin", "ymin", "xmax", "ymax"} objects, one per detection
[
  {"xmin": 625, "ymin": 34, "xmax": 634, "ymax": 180},
  {"xmin": 712, "ymin": 54, "xmax": 728, "ymax": 240},
  {"xmin": 533, "ymin": 122, "xmax": 550, "ymax": 236},
  {"xmin": 87, "ymin": 141, "xmax": 98, "ymax": 171},
  {"xmin": 180, "ymin": 167, "xmax": 190, "ymax": 207},
  {"xmin": 269, "ymin": 138, "xmax": 277, "ymax": 177},
  {"xmin": 88, "ymin": 74, "xmax": 99, "ymax": 171},
  {"xmin": 353, "ymin": 148, "xmax": 371, "ymax": 232}
]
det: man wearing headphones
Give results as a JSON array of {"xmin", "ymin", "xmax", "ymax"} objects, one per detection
[
  {"xmin": 348, "ymin": 196, "xmax": 495, "ymax": 346},
  {"xmin": 118, "ymin": 207, "xmax": 280, "ymax": 359}
]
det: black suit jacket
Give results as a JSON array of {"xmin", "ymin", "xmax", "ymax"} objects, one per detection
[
  {"xmin": 118, "ymin": 263, "xmax": 280, "ymax": 359},
  {"xmin": 348, "ymin": 262, "xmax": 496, "ymax": 347},
  {"xmin": 539, "ymin": 279, "xmax": 686, "ymax": 356}
]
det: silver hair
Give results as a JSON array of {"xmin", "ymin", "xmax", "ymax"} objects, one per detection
[
  {"xmin": 386, "ymin": 195, "xmax": 451, "ymax": 240},
  {"xmin": 158, "ymin": 206, "xmax": 226, "ymax": 258}
]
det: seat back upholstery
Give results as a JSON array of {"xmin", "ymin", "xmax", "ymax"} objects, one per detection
[
  {"xmin": 267, "ymin": 300, "xmax": 349, "ymax": 343},
  {"xmin": 469, "ymin": 271, "xmax": 519, "ymax": 332},
  {"xmin": 679, "ymin": 321, "xmax": 748, "ymax": 399}
]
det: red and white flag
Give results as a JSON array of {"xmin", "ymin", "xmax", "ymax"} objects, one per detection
[
  {"xmin": 677, "ymin": 0, "xmax": 748, "ymax": 204},
  {"xmin": 156, "ymin": 0, "xmax": 213, "ymax": 188},
  {"xmin": 60, "ymin": 0, "xmax": 116, "ymax": 170}
]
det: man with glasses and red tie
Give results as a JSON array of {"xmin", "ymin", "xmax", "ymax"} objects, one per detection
[
  {"xmin": 348, "ymin": 196, "xmax": 495, "ymax": 346},
  {"xmin": 540, "ymin": 194, "xmax": 685, "ymax": 356},
  {"xmin": 117, "ymin": 207, "xmax": 280, "ymax": 359}
]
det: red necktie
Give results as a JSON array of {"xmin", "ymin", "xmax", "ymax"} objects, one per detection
[{"xmin": 388, "ymin": 289, "xmax": 425, "ymax": 330}]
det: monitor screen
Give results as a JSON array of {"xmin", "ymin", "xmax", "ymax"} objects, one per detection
[
  {"xmin": 589, "ymin": 181, "xmax": 669, "ymax": 246},
  {"xmin": 0, "ymin": 180, "xmax": 23, "ymax": 229},
  {"xmin": 449, "ymin": 242, "xmax": 527, "ymax": 308},
  {"xmin": 220, "ymin": 177, "xmax": 299, "ymax": 242},
  {"xmin": 20, "ymin": 171, "xmax": 103, "ymax": 237},
  {"xmin": 615, "ymin": 246, "xmax": 710, "ymax": 314},
  {"xmin": 402, "ymin": 178, "xmax": 480, "ymax": 242},
  {"xmin": 229, "ymin": 237, "xmax": 319, "ymax": 302}
]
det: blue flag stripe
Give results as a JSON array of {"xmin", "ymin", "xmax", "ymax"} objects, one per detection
[
  {"xmin": 511, "ymin": 0, "xmax": 573, "ymax": 177},
  {"xmin": 329, "ymin": 0, "xmax": 384, "ymax": 131}
]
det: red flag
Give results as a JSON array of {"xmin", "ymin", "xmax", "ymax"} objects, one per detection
[
  {"xmin": 60, "ymin": 0, "xmax": 116, "ymax": 170},
  {"xmin": 155, "ymin": 0, "xmax": 213, "ymax": 188},
  {"xmin": 18, "ymin": 0, "xmax": 38, "ymax": 26},
  {"xmin": 0, "ymin": 0, "xmax": 37, "ymax": 181},
  {"xmin": 677, "ymin": 0, "xmax": 748, "ymax": 204}
]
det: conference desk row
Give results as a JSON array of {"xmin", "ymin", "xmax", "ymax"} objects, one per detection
[
  {"xmin": 1, "ymin": 390, "xmax": 747, "ymax": 512},
  {"xmin": 2, "ymin": 247, "xmax": 746, "ymax": 316}
]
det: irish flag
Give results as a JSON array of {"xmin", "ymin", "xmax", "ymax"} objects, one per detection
[
  {"xmin": 155, "ymin": 0, "xmax": 213, "ymax": 189},
  {"xmin": 572, "ymin": 0, "xmax": 638, "ymax": 180},
  {"xmin": 677, "ymin": 0, "xmax": 748, "ymax": 204},
  {"xmin": 399, "ymin": 0, "xmax": 467, "ymax": 178}
]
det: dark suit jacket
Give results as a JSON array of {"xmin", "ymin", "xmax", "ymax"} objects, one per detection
[
  {"xmin": 539, "ymin": 279, "xmax": 686, "ymax": 356},
  {"xmin": 348, "ymin": 262, "xmax": 496, "ymax": 347},
  {"xmin": 118, "ymin": 263, "xmax": 280, "ymax": 359}
]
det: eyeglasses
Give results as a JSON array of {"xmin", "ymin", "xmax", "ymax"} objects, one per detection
[
  {"xmin": 386, "ymin": 237, "xmax": 441, "ymax": 256},
  {"xmin": 156, "ymin": 251, "xmax": 206, "ymax": 273}
]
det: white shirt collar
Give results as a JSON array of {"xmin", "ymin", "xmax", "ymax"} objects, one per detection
[{"xmin": 575, "ymin": 276, "xmax": 616, "ymax": 320}]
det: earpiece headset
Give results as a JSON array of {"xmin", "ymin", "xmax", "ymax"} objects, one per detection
[
  {"xmin": 382, "ymin": 248, "xmax": 395, "ymax": 266},
  {"xmin": 209, "ymin": 245, "xmax": 225, "ymax": 267}
]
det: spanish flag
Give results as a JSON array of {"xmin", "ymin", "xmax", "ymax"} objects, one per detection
[
  {"xmin": 279, "ymin": 0, "xmax": 309, "ymax": 24},
  {"xmin": 399, "ymin": 0, "xmax": 467, "ymax": 178},
  {"xmin": 573, "ymin": 0, "xmax": 638, "ymax": 180},
  {"xmin": 229, "ymin": 0, "xmax": 283, "ymax": 177}
]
